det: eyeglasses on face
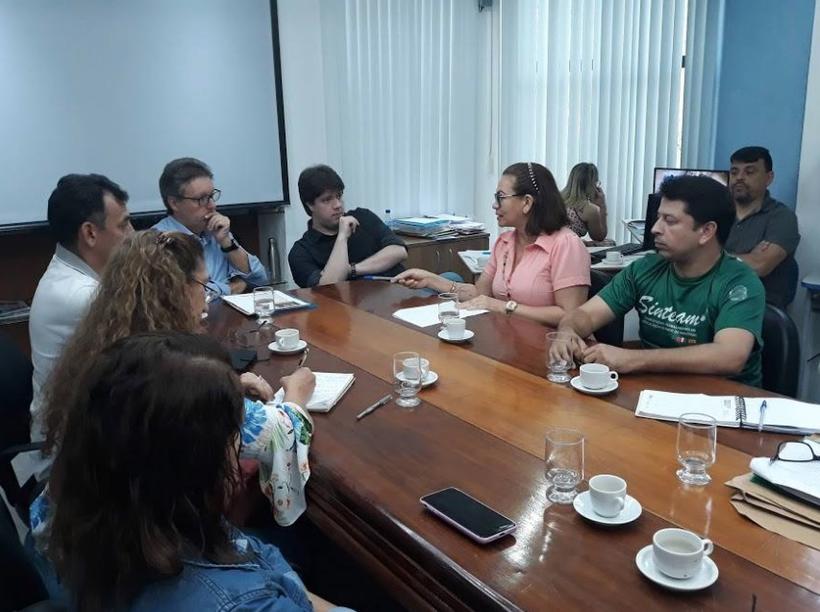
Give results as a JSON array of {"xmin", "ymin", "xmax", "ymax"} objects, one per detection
[
  {"xmin": 770, "ymin": 440, "xmax": 820, "ymax": 463},
  {"xmin": 176, "ymin": 189, "xmax": 222, "ymax": 208},
  {"xmin": 494, "ymin": 191, "xmax": 522, "ymax": 206},
  {"xmin": 191, "ymin": 278, "xmax": 219, "ymax": 303}
]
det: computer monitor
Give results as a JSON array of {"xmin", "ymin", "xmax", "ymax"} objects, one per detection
[
  {"xmin": 653, "ymin": 167, "xmax": 729, "ymax": 192},
  {"xmin": 642, "ymin": 193, "xmax": 662, "ymax": 251}
]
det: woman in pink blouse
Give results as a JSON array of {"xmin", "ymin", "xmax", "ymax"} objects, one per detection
[{"xmin": 393, "ymin": 162, "xmax": 590, "ymax": 326}]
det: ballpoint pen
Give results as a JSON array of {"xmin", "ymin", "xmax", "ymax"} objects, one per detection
[
  {"xmin": 356, "ymin": 394, "xmax": 392, "ymax": 420},
  {"xmin": 297, "ymin": 347, "xmax": 310, "ymax": 368},
  {"xmin": 758, "ymin": 400, "xmax": 768, "ymax": 432}
]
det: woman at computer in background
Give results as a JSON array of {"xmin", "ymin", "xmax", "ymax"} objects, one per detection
[
  {"xmin": 393, "ymin": 162, "xmax": 590, "ymax": 326},
  {"xmin": 560, "ymin": 162, "xmax": 610, "ymax": 242},
  {"xmin": 37, "ymin": 231, "xmax": 315, "ymax": 529},
  {"xmin": 47, "ymin": 332, "xmax": 340, "ymax": 612}
]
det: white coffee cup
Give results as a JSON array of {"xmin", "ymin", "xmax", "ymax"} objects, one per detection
[
  {"xmin": 579, "ymin": 363, "xmax": 619, "ymax": 389},
  {"xmin": 403, "ymin": 357, "xmax": 430, "ymax": 381},
  {"xmin": 444, "ymin": 317, "xmax": 466, "ymax": 340},
  {"xmin": 588, "ymin": 474, "xmax": 627, "ymax": 517},
  {"xmin": 275, "ymin": 328, "xmax": 299, "ymax": 350},
  {"xmin": 652, "ymin": 528, "xmax": 713, "ymax": 579},
  {"xmin": 604, "ymin": 250, "xmax": 624, "ymax": 264}
]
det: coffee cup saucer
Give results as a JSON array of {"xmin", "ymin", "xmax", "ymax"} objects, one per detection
[
  {"xmin": 573, "ymin": 490, "xmax": 642, "ymax": 525},
  {"xmin": 635, "ymin": 545, "xmax": 718, "ymax": 591},
  {"xmin": 396, "ymin": 370, "xmax": 439, "ymax": 388},
  {"xmin": 267, "ymin": 339, "xmax": 308, "ymax": 355},
  {"xmin": 570, "ymin": 376, "xmax": 618, "ymax": 395},
  {"xmin": 437, "ymin": 329, "xmax": 474, "ymax": 343}
]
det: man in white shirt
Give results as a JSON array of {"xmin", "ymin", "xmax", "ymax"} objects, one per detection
[{"xmin": 27, "ymin": 174, "xmax": 133, "ymax": 474}]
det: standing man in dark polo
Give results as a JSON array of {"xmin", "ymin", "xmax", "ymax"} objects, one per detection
[
  {"xmin": 288, "ymin": 164, "xmax": 407, "ymax": 288},
  {"xmin": 725, "ymin": 146, "xmax": 800, "ymax": 307}
]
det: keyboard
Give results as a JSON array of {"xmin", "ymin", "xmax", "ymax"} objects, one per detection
[{"xmin": 589, "ymin": 243, "xmax": 645, "ymax": 263}]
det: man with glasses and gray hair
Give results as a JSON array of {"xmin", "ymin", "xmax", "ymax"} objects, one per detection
[{"xmin": 153, "ymin": 157, "xmax": 268, "ymax": 295}]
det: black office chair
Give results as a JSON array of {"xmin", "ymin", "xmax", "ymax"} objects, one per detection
[
  {"xmin": 0, "ymin": 332, "xmax": 44, "ymax": 528},
  {"xmin": 761, "ymin": 304, "xmax": 800, "ymax": 397},
  {"xmin": 589, "ymin": 270, "xmax": 625, "ymax": 347}
]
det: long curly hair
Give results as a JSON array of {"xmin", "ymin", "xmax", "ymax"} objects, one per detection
[
  {"xmin": 42, "ymin": 229, "xmax": 204, "ymax": 453},
  {"xmin": 47, "ymin": 332, "xmax": 245, "ymax": 611},
  {"xmin": 561, "ymin": 162, "xmax": 599, "ymax": 210}
]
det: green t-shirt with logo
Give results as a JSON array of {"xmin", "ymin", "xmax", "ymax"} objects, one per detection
[{"xmin": 597, "ymin": 252, "xmax": 764, "ymax": 387}]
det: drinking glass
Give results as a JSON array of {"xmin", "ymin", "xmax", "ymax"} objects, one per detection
[
  {"xmin": 544, "ymin": 428, "xmax": 585, "ymax": 504},
  {"xmin": 253, "ymin": 286, "xmax": 275, "ymax": 322},
  {"xmin": 676, "ymin": 413, "xmax": 717, "ymax": 486},
  {"xmin": 437, "ymin": 292, "xmax": 460, "ymax": 331},
  {"xmin": 393, "ymin": 351, "xmax": 422, "ymax": 408},
  {"xmin": 545, "ymin": 331, "xmax": 575, "ymax": 383}
]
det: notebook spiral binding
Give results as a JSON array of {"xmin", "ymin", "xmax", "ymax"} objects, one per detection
[{"xmin": 735, "ymin": 396, "xmax": 747, "ymax": 425}]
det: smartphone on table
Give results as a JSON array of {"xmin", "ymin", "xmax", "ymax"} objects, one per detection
[{"xmin": 420, "ymin": 487, "xmax": 517, "ymax": 544}]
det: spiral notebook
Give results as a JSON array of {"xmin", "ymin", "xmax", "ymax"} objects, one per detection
[
  {"xmin": 273, "ymin": 372, "xmax": 355, "ymax": 413},
  {"xmin": 635, "ymin": 390, "xmax": 820, "ymax": 434}
]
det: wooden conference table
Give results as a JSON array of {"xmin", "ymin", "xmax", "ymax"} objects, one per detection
[{"xmin": 207, "ymin": 282, "xmax": 820, "ymax": 611}]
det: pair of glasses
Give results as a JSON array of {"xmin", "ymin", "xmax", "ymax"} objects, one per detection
[
  {"xmin": 770, "ymin": 440, "xmax": 820, "ymax": 463},
  {"xmin": 494, "ymin": 191, "xmax": 522, "ymax": 206},
  {"xmin": 176, "ymin": 189, "xmax": 222, "ymax": 207},
  {"xmin": 191, "ymin": 278, "xmax": 219, "ymax": 304}
]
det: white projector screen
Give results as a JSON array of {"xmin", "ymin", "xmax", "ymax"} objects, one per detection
[{"xmin": 0, "ymin": 0, "xmax": 287, "ymax": 230}]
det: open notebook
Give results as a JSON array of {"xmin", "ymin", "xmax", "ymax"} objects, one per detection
[
  {"xmin": 222, "ymin": 291, "xmax": 312, "ymax": 316},
  {"xmin": 635, "ymin": 390, "xmax": 820, "ymax": 434},
  {"xmin": 273, "ymin": 372, "xmax": 355, "ymax": 413}
]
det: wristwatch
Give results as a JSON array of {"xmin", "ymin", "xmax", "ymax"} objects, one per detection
[
  {"xmin": 220, "ymin": 237, "xmax": 239, "ymax": 253},
  {"xmin": 349, "ymin": 263, "xmax": 358, "ymax": 278},
  {"xmin": 505, "ymin": 300, "xmax": 518, "ymax": 315}
]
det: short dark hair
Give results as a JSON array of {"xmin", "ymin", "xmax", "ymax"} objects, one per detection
[
  {"xmin": 298, "ymin": 165, "xmax": 345, "ymax": 216},
  {"xmin": 659, "ymin": 175, "xmax": 734, "ymax": 245},
  {"xmin": 730, "ymin": 146, "xmax": 773, "ymax": 172},
  {"xmin": 47, "ymin": 174, "xmax": 128, "ymax": 249},
  {"xmin": 502, "ymin": 162, "xmax": 568, "ymax": 236},
  {"xmin": 159, "ymin": 157, "xmax": 214, "ymax": 212},
  {"xmin": 47, "ymin": 331, "xmax": 245, "ymax": 611}
]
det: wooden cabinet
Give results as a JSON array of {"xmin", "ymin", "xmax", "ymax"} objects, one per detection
[{"xmin": 401, "ymin": 233, "xmax": 490, "ymax": 281}]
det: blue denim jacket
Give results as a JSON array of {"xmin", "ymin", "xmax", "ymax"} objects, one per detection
[{"xmin": 130, "ymin": 531, "xmax": 312, "ymax": 612}]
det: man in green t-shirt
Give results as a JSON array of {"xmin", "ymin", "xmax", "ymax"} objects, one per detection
[{"xmin": 551, "ymin": 174, "xmax": 765, "ymax": 386}]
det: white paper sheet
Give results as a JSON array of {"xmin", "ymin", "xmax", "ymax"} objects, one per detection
[
  {"xmin": 222, "ymin": 291, "xmax": 310, "ymax": 316},
  {"xmin": 273, "ymin": 372, "xmax": 355, "ymax": 413},
  {"xmin": 750, "ymin": 440, "xmax": 820, "ymax": 506},
  {"xmin": 392, "ymin": 303, "xmax": 488, "ymax": 328}
]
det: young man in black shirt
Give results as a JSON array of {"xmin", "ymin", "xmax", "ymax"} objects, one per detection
[{"xmin": 288, "ymin": 165, "xmax": 407, "ymax": 288}]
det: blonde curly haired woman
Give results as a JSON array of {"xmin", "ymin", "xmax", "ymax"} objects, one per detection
[
  {"xmin": 561, "ymin": 162, "xmax": 609, "ymax": 242},
  {"xmin": 33, "ymin": 230, "xmax": 315, "ymax": 541}
]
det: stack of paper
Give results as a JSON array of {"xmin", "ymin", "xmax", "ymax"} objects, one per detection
[
  {"xmin": 726, "ymin": 470, "xmax": 820, "ymax": 550},
  {"xmin": 393, "ymin": 303, "xmax": 488, "ymax": 328},
  {"xmin": 222, "ymin": 291, "xmax": 312, "ymax": 317},
  {"xmin": 274, "ymin": 372, "xmax": 355, "ymax": 413},
  {"xmin": 393, "ymin": 217, "xmax": 451, "ymax": 237},
  {"xmin": 749, "ymin": 439, "xmax": 820, "ymax": 506}
]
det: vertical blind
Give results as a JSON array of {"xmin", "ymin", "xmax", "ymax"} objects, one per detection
[
  {"xmin": 316, "ymin": 0, "xmax": 720, "ymax": 243},
  {"xmin": 318, "ymin": 0, "xmax": 482, "ymax": 218},
  {"xmin": 498, "ymin": 0, "xmax": 688, "ymax": 243}
]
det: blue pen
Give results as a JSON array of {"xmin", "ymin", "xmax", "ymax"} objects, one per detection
[{"xmin": 757, "ymin": 400, "xmax": 768, "ymax": 432}]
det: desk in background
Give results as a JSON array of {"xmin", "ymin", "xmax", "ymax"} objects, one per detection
[
  {"xmin": 401, "ymin": 233, "xmax": 489, "ymax": 281},
  {"xmin": 208, "ymin": 283, "xmax": 819, "ymax": 611}
]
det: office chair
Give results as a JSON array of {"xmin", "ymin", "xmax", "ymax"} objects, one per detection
[
  {"xmin": 589, "ymin": 270, "xmax": 625, "ymax": 347},
  {"xmin": 761, "ymin": 304, "xmax": 800, "ymax": 397}
]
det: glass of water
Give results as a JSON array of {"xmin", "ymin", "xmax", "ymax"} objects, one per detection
[
  {"xmin": 437, "ymin": 292, "xmax": 460, "ymax": 331},
  {"xmin": 544, "ymin": 428, "xmax": 584, "ymax": 504},
  {"xmin": 676, "ymin": 413, "xmax": 717, "ymax": 486},
  {"xmin": 545, "ymin": 331, "xmax": 575, "ymax": 383},
  {"xmin": 253, "ymin": 286, "xmax": 275, "ymax": 323},
  {"xmin": 393, "ymin": 351, "xmax": 422, "ymax": 408}
]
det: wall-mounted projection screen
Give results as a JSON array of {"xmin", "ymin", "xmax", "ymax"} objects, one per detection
[{"xmin": 0, "ymin": 0, "xmax": 287, "ymax": 230}]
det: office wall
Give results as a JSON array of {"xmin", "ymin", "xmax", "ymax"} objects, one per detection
[
  {"xmin": 714, "ymin": 0, "xmax": 815, "ymax": 208},
  {"xmin": 277, "ymin": 0, "xmax": 328, "ymax": 286},
  {"xmin": 794, "ymin": 0, "xmax": 820, "ymax": 401}
]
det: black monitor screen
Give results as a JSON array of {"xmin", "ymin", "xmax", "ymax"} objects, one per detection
[
  {"xmin": 653, "ymin": 167, "xmax": 728, "ymax": 192},
  {"xmin": 642, "ymin": 193, "xmax": 662, "ymax": 251}
]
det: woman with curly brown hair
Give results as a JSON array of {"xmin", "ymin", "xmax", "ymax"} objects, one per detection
[
  {"xmin": 47, "ymin": 332, "xmax": 339, "ymax": 611},
  {"xmin": 31, "ymin": 230, "xmax": 316, "ymax": 541}
]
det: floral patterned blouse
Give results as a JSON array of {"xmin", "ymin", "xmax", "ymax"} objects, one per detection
[{"xmin": 30, "ymin": 398, "xmax": 314, "ymax": 542}]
